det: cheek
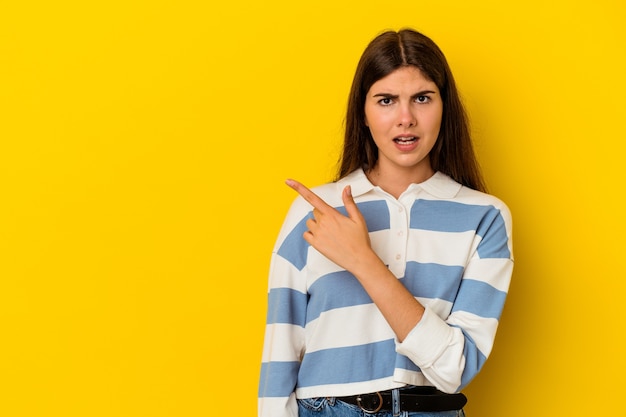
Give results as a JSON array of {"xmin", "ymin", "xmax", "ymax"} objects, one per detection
[
  {"xmin": 365, "ymin": 112, "xmax": 392, "ymax": 132},
  {"xmin": 433, "ymin": 116, "xmax": 443, "ymax": 133},
  {"xmin": 366, "ymin": 125, "xmax": 384, "ymax": 147},
  {"xmin": 428, "ymin": 108, "xmax": 443, "ymax": 132}
]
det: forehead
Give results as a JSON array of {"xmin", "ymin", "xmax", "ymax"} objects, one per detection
[{"xmin": 369, "ymin": 66, "xmax": 438, "ymax": 93}]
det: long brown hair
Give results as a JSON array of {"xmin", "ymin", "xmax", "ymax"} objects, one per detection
[{"xmin": 337, "ymin": 29, "xmax": 487, "ymax": 192}]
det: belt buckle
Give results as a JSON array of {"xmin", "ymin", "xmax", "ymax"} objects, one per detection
[{"xmin": 356, "ymin": 391, "xmax": 383, "ymax": 413}]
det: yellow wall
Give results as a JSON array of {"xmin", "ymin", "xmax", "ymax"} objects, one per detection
[{"xmin": 1, "ymin": 1, "xmax": 624, "ymax": 416}]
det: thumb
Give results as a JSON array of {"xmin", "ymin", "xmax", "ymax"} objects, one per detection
[{"xmin": 342, "ymin": 185, "xmax": 362, "ymax": 221}]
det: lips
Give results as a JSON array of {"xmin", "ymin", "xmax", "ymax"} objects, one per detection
[
  {"xmin": 392, "ymin": 135, "xmax": 419, "ymax": 152},
  {"xmin": 393, "ymin": 136, "xmax": 417, "ymax": 144}
]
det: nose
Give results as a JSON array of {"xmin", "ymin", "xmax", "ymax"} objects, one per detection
[{"xmin": 397, "ymin": 103, "xmax": 416, "ymax": 127}]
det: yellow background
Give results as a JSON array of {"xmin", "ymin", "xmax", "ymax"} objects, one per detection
[{"xmin": 1, "ymin": 1, "xmax": 625, "ymax": 416}]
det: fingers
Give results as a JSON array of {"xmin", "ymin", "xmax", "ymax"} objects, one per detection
[
  {"xmin": 286, "ymin": 179, "xmax": 363, "ymax": 223},
  {"xmin": 306, "ymin": 208, "xmax": 321, "ymax": 229},
  {"xmin": 285, "ymin": 179, "xmax": 332, "ymax": 213}
]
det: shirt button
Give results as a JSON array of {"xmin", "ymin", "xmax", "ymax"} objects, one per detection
[
  {"xmin": 398, "ymin": 230, "xmax": 404, "ymax": 237},
  {"xmin": 395, "ymin": 254, "xmax": 401, "ymax": 260},
  {"xmin": 398, "ymin": 207, "xmax": 404, "ymax": 212}
]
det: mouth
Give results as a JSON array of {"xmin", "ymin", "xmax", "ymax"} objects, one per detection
[{"xmin": 393, "ymin": 136, "xmax": 417, "ymax": 144}]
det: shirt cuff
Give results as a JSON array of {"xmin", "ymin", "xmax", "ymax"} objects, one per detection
[{"xmin": 396, "ymin": 306, "xmax": 454, "ymax": 368}]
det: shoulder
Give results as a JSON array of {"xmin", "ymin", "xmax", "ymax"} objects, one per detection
[
  {"xmin": 274, "ymin": 169, "xmax": 374, "ymax": 248},
  {"xmin": 288, "ymin": 181, "xmax": 344, "ymax": 214},
  {"xmin": 424, "ymin": 172, "xmax": 512, "ymax": 226},
  {"xmin": 272, "ymin": 180, "xmax": 343, "ymax": 250},
  {"xmin": 456, "ymin": 186, "xmax": 512, "ymax": 223},
  {"xmin": 458, "ymin": 184, "xmax": 509, "ymax": 207},
  {"xmin": 289, "ymin": 168, "xmax": 374, "ymax": 214},
  {"xmin": 430, "ymin": 173, "xmax": 510, "ymax": 214}
]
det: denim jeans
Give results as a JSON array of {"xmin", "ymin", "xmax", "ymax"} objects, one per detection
[{"xmin": 297, "ymin": 397, "xmax": 465, "ymax": 417}]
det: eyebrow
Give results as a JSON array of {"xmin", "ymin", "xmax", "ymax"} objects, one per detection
[{"xmin": 372, "ymin": 91, "xmax": 437, "ymax": 99}]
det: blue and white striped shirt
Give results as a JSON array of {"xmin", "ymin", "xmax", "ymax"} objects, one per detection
[{"xmin": 259, "ymin": 169, "xmax": 514, "ymax": 417}]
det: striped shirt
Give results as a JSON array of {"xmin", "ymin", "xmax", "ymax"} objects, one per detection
[{"xmin": 259, "ymin": 169, "xmax": 514, "ymax": 417}]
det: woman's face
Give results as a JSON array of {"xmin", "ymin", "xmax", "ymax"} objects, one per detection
[{"xmin": 364, "ymin": 66, "xmax": 443, "ymax": 181}]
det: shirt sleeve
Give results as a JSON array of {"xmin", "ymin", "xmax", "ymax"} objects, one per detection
[
  {"xmin": 396, "ymin": 202, "xmax": 514, "ymax": 393},
  {"xmin": 258, "ymin": 199, "xmax": 312, "ymax": 417}
]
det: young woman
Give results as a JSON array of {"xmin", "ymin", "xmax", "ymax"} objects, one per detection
[{"xmin": 259, "ymin": 28, "xmax": 514, "ymax": 417}]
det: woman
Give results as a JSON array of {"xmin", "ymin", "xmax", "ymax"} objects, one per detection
[{"xmin": 259, "ymin": 28, "xmax": 513, "ymax": 417}]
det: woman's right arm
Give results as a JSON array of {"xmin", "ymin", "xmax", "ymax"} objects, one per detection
[{"xmin": 258, "ymin": 200, "xmax": 312, "ymax": 417}]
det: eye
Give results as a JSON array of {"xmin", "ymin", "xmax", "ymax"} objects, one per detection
[
  {"xmin": 415, "ymin": 95, "xmax": 430, "ymax": 103},
  {"xmin": 378, "ymin": 97, "xmax": 394, "ymax": 106}
]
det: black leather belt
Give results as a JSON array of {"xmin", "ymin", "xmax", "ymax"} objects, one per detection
[{"xmin": 337, "ymin": 386, "xmax": 467, "ymax": 413}]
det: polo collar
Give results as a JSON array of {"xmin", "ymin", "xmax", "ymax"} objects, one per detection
[{"xmin": 336, "ymin": 168, "xmax": 462, "ymax": 199}]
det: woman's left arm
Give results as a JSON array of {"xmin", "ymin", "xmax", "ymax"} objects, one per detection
[{"xmin": 286, "ymin": 179, "xmax": 514, "ymax": 393}]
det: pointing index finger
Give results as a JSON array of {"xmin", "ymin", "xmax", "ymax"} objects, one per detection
[{"xmin": 285, "ymin": 179, "xmax": 332, "ymax": 212}]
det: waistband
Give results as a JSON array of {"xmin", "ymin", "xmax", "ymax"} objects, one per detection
[{"xmin": 336, "ymin": 386, "xmax": 467, "ymax": 413}]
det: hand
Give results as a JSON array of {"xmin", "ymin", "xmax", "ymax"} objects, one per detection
[
  {"xmin": 285, "ymin": 179, "xmax": 374, "ymax": 274},
  {"xmin": 286, "ymin": 179, "xmax": 425, "ymax": 340}
]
